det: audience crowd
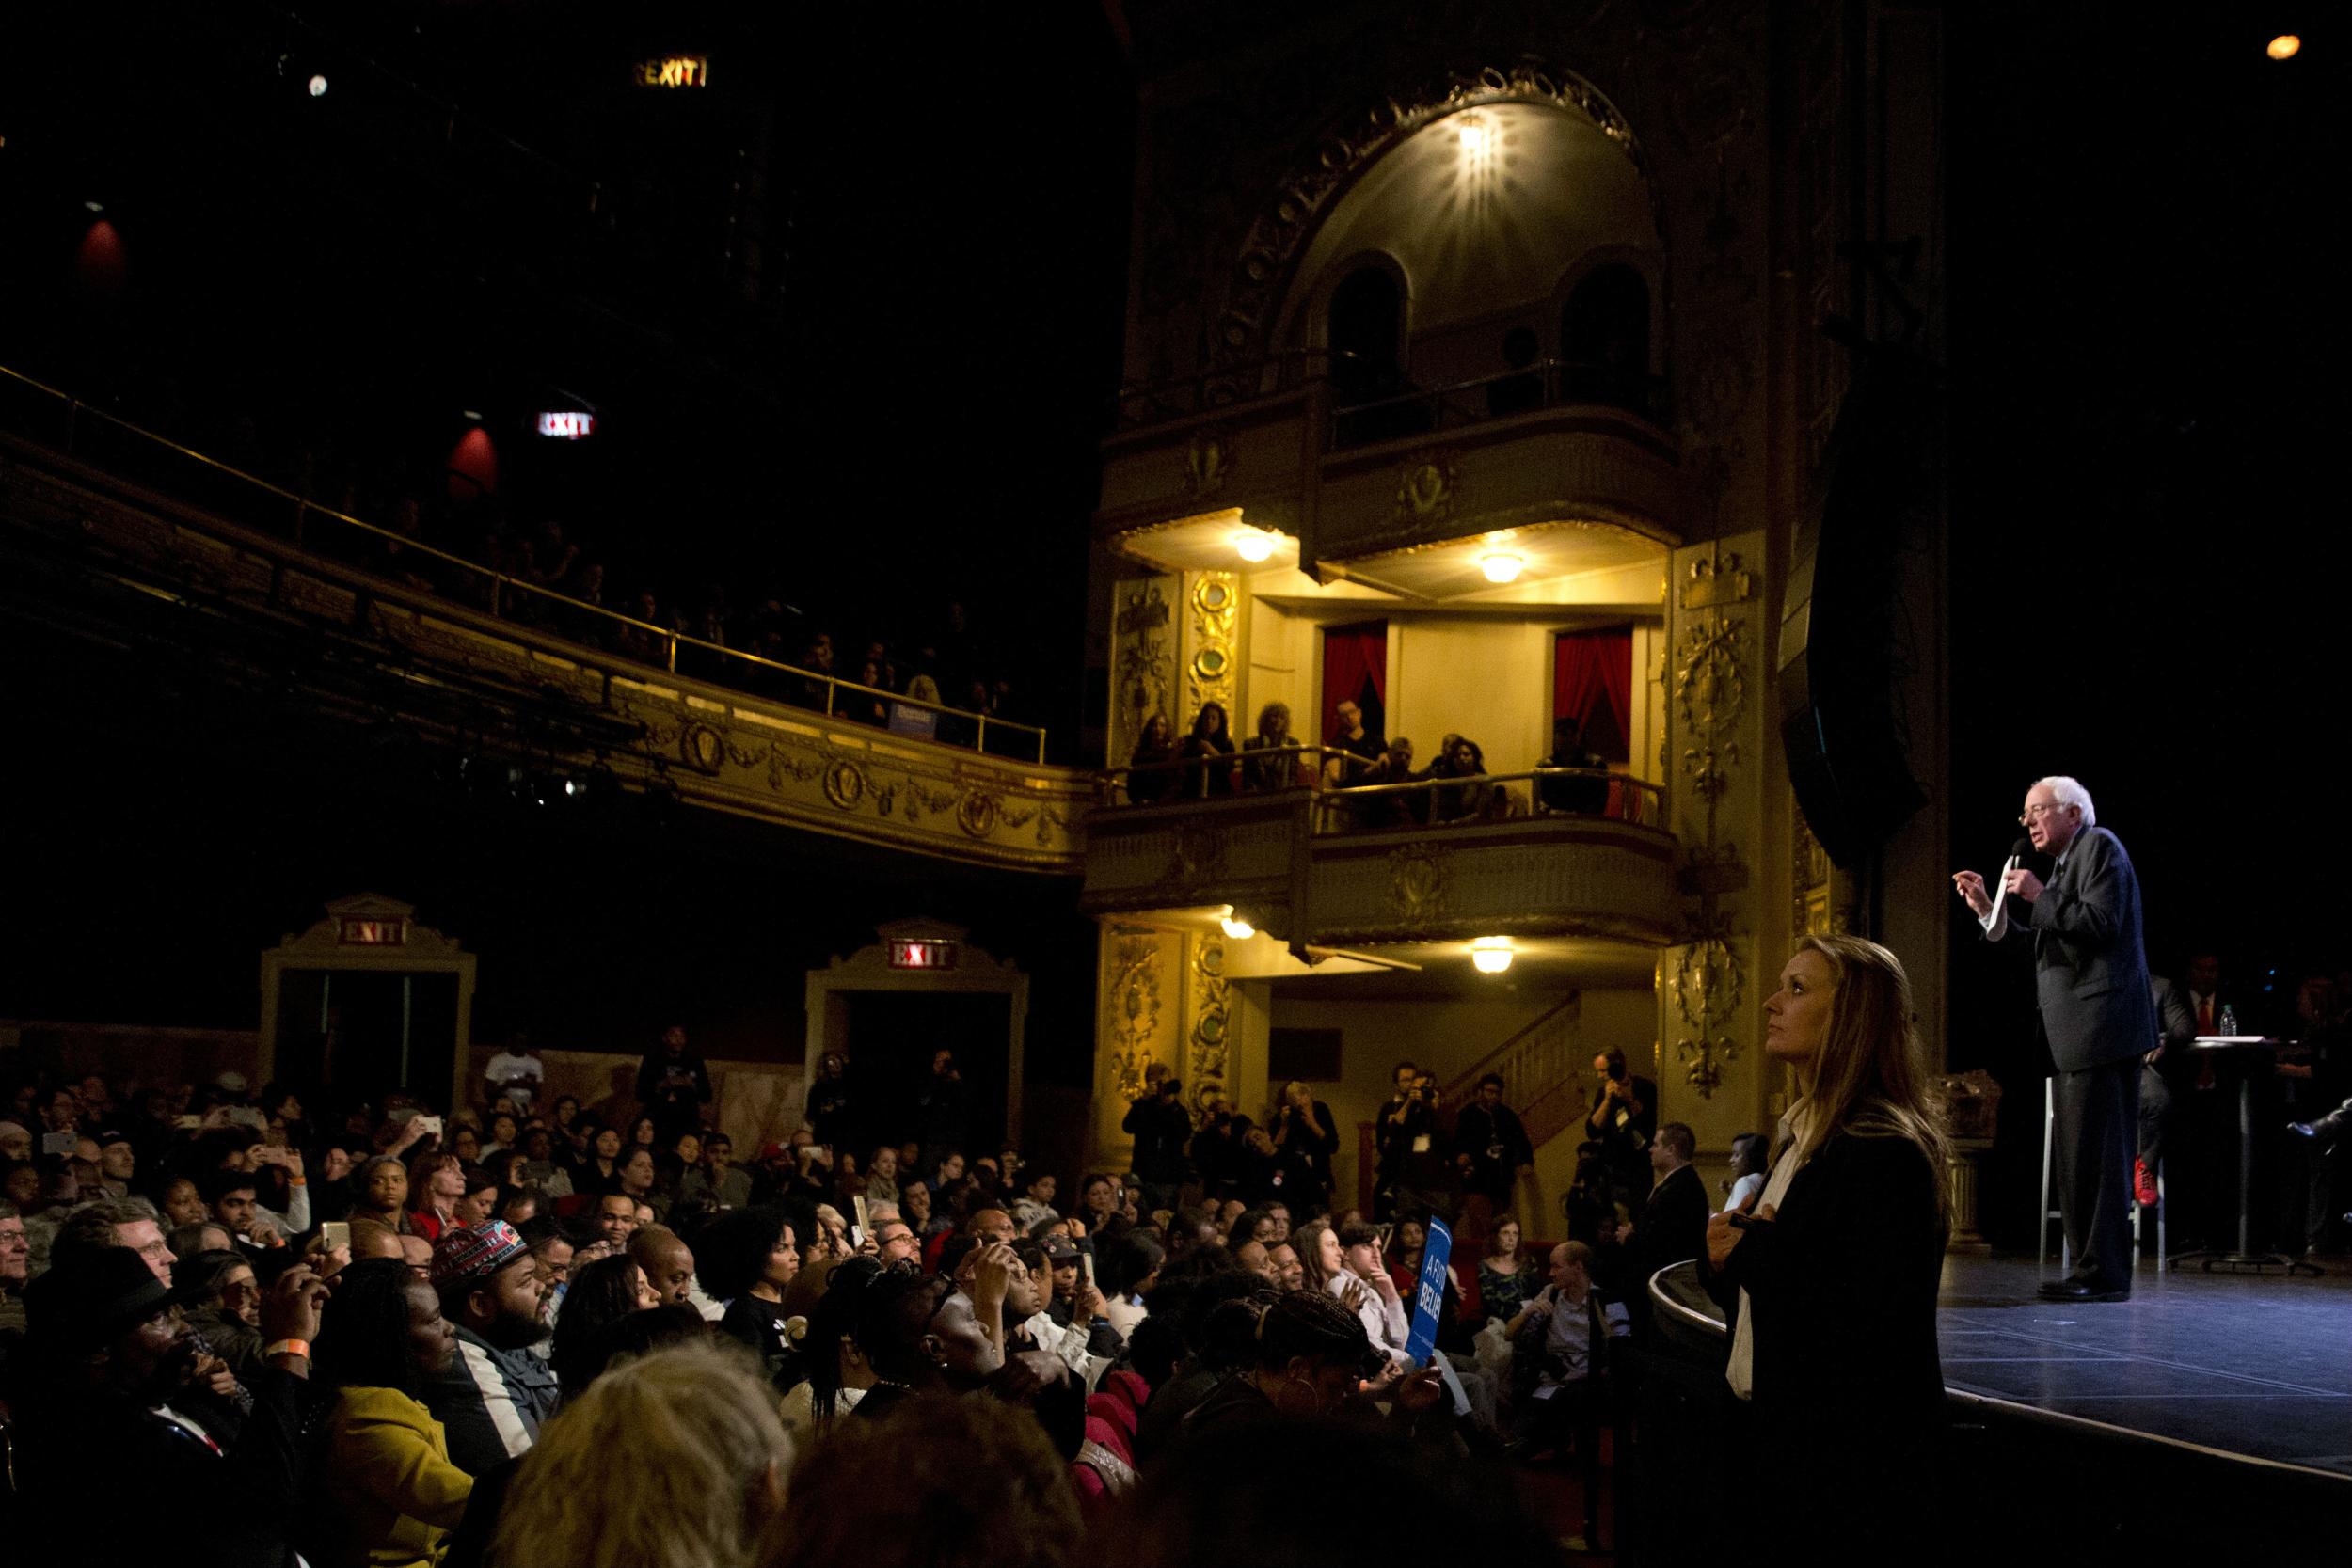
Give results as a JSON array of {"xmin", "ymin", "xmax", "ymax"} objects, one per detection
[
  {"xmin": 1121, "ymin": 704, "xmax": 1624, "ymax": 828},
  {"xmin": 0, "ymin": 1030, "xmax": 1638, "ymax": 1565}
]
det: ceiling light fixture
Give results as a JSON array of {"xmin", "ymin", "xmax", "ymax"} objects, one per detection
[
  {"xmin": 1471, "ymin": 935, "xmax": 1514, "ymax": 974},
  {"xmin": 1220, "ymin": 907, "xmax": 1256, "ymax": 941},
  {"xmin": 309, "ymin": 74, "xmax": 329, "ymax": 97},
  {"xmin": 1233, "ymin": 531, "xmax": 1275, "ymax": 563},
  {"xmin": 1480, "ymin": 551, "xmax": 1524, "ymax": 584},
  {"xmin": 2267, "ymin": 35, "xmax": 2300, "ymax": 60}
]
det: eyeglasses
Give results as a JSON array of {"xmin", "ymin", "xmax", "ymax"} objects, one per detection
[{"xmin": 2018, "ymin": 803, "xmax": 2070, "ymax": 825}]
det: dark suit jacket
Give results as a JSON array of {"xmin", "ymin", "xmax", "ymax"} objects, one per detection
[
  {"xmin": 2150, "ymin": 975, "xmax": 2197, "ymax": 1055},
  {"xmin": 1633, "ymin": 1162, "xmax": 1710, "ymax": 1285},
  {"xmin": 1989, "ymin": 824, "xmax": 2157, "ymax": 1071}
]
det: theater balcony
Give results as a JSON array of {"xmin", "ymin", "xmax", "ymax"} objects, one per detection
[
  {"xmin": 1079, "ymin": 767, "xmax": 1678, "ymax": 955},
  {"xmin": 0, "ymin": 370, "xmax": 1092, "ymax": 874},
  {"xmin": 1097, "ymin": 353, "xmax": 1684, "ymax": 572}
]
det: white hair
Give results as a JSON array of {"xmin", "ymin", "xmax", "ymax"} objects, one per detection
[{"xmin": 2034, "ymin": 775, "xmax": 2095, "ymax": 828}]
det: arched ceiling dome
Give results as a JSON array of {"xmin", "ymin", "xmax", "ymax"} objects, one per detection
[{"xmin": 1283, "ymin": 102, "xmax": 1660, "ymax": 341}]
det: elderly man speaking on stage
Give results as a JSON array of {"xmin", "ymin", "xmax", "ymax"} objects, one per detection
[{"xmin": 1954, "ymin": 775, "xmax": 2156, "ymax": 1302}]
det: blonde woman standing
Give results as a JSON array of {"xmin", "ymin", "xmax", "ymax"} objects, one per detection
[{"xmin": 1706, "ymin": 934, "xmax": 1948, "ymax": 1560}]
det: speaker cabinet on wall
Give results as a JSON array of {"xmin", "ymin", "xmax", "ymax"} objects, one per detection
[{"xmin": 1778, "ymin": 344, "xmax": 1939, "ymax": 867}]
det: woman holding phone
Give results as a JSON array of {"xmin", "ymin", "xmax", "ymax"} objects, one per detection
[{"xmin": 1705, "ymin": 934, "xmax": 1948, "ymax": 1558}]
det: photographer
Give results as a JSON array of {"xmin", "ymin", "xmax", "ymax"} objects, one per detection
[
  {"xmin": 1122, "ymin": 1063, "xmax": 1192, "ymax": 1213},
  {"xmin": 1375, "ymin": 1061, "xmax": 1429, "ymax": 1220},
  {"xmin": 1584, "ymin": 1048, "xmax": 1658, "ymax": 1200}
]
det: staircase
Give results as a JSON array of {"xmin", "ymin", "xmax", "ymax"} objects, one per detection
[{"xmin": 1440, "ymin": 991, "xmax": 1590, "ymax": 1151}]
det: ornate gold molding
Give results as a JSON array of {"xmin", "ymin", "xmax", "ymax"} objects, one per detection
[
  {"xmin": 1107, "ymin": 929, "xmax": 1168, "ymax": 1103},
  {"xmin": 1188, "ymin": 938, "xmax": 1231, "ymax": 1119}
]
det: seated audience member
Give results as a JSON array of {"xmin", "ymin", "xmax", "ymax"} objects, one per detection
[
  {"xmin": 155, "ymin": 1173, "xmax": 211, "ymax": 1229},
  {"xmin": 702, "ymin": 1207, "xmax": 803, "ymax": 1383},
  {"xmin": 1240, "ymin": 701, "xmax": 1305, "ymax": 792},
  {"xmin": 1724, "ymin": 1131, "xmax": 1770, "ymax": 1212},
  {"xmin": 494, "ymin": 1339, "xmax": 789, "ymax": 1568},
  {"xmin": 1132, "ymin": 1268, "xmax": 1280, "ymax": 1462},
  {"xmin": 11, "ymin": 1248, "xmax": 328, "ymax": 1564},
  {"xmin": 1124, "ymin": 712, "xmax": 1180, "ymax": 804},
  {"xmin": 1433, "ymin": 736, "xmax": 1499, "ymax": 822},
  {"xmin": 574, "ymin": 1190, "xmax": 634, "ymax": 1250},
  {"xmin": 1116, "ymin": 1404, "xmax": 1552, "ymax": 1568},
  {"xmin": 1179, "ymin": 1288, "xmax": 1445, "ymax": 1437},
  {"xmin": 304, "ymin": 1257, "xmax": 475, "ymax": 1568},
  {"xmin": 1505, "ymin": 1240, "xmax": 1630, "ymax": 1549},
  {"xmin": 1535, "ymin": 714, "xmax": 1611, "ymax": 815},
  {"xmin": 628, "ymin": 1224, "xmax": 699, "ymax": 1310},
  {"xmin": 1266, "ymin": 1239, "xmax": 1305, "ymax": 1291},
  {"xmin": 51, "ymin": 1196, "xmax": 180, "ymax": 1284},
  {"xmin": 349, "ymin": 1155, "xmax": 414, "ymax": 1234},
  {"xmin": 1096, "ymin": 1229, "xmax": 1165, "ymax": 1342},
  {"xmin": 762, "ymin": 1391, "xmax": 1081, "ymax": 1568},
  {"xmin": 550, "ymin": 1251, "xmax": 661, "ymax": 1397},
  {"xmin": 178, "ymin": 1246, "xmax": 266, "ymax": 1378},
  {"xmin": 1009, "ymin": 1168, "xmax": 1061, "ymax": 1232},
  {"xmin": 1178, "ymin": 702, "xmax": 1239, "ymax": 799},
  {"xmin": 421, "ymin": 1219, "xmax": 559, "ymax": 1474},
  {"xmin": 1477, "ymin": 1217, "xmax": 1544, "ymax": 1325},
  {"xmin": 208, "ymin": 1168, "xmax": 291, "ymax": 1258},
  {"xmin": 0, "ymin": 1199, "xmax": 28, "ymax": 1331},
  {"xmin": 1360, "ymin": 736, "xmax": 1428, "ymax": 827},
  {"xmin": 407, "ymin": 1153, "xmax": 468, "ymax": 1243},
  {"xmin": 679, "ymin": 1131, "xmax": 755, "ymax": 1210},
  {"xmin": 790, "ymin": 1256, "xmax": 883, "ymax": 1441}
]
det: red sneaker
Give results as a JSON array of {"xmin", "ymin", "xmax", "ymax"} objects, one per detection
[{"xmin": 2133, "ymin": 1158, "xmax": 2158, "ymax": 1208}]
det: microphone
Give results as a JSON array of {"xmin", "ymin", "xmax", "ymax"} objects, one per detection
[{"xmin": 1986, "ymin": 837, "xmax": 2033, "ymax": 930}]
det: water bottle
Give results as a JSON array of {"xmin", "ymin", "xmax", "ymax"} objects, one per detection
[{"xmin": 2218, "ymin": 1003, "xmax": 2238, "ymax": 1037}]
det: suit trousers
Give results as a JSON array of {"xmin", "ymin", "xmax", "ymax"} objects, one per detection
[{"xmin": 2055, "ymin": 1055, "xmax": 2140, "ymax": 1289}]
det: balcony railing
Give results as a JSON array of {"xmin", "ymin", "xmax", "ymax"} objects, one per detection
[
  {"xmin": 0, "ymin": 363, "xmax": 1046, "ymax": 763},
  {"xmin": 1099, "ymin": 746, "xmax": 1663, "ymax": 832},
  {"xmin": 1111, "ymin": 349, "xmax": 1361, "ymax": 431},
  {"xmin": 1330, "ymin": 357, "xmax": 1671, "ymax": 450}
]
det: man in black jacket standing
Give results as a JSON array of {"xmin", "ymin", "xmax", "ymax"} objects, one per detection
[
  {"xmin": 1122, "ymin": 1063, "xmax": 1192, "ymax": 1213},
  {"xmin": 1453, "ymin": 1072, "xmax": 1535, "ymax": 1220},
  {"xmin": 1620, "ymin": 1122, "xmax": 1708, "ymax": 1328},
  {"xmin": 1955, "ymin": 774, "xmax": 2156, "ymax": 1301}
]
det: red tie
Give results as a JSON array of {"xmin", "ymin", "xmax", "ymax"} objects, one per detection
[{"xmin": 2198, "ymin": 998, "xmax": 2214, "ymax": 1034}]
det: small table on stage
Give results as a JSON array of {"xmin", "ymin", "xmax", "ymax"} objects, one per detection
[{"xmin": 2167, "ymin": 1036, "xmax": 2324, "ymax": 1277}]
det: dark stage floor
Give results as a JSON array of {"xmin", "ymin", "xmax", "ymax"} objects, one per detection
[{"xmin": 1935, "ymin": 1254, "xmax": 2352, "ymax": 1476}]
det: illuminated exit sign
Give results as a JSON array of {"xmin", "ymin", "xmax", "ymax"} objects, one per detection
[
  {"xmin": 536, "ymin": 411, "xmax": 596, "ymax": 439},
  {"xmin": 634, "ymin": 55, "xmax": 709, "ymax": 88},
  {"xmin": 339, "ymin": 918, "xmax": 407, "ymax": 946},
  {"xmin": 888, "ymin": 939, "xmax": 959, "ymax": 971}
]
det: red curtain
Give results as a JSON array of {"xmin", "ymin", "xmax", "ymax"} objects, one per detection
[
  {"xmin": 1554, "ymin": 628, "xmax": 1633, "ymax": 762},
  {"xmin": 1322, "ymin": 620, "xmax": 1388, "ymax": 740}
]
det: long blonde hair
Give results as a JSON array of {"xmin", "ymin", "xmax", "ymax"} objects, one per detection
[
  {"xmin": 1779, "ymin": 934, "xmax": 1949, "ymax": 1215},
  {"xmin": 490, "ymin": 1338, "xmax": 790, "ymax": 1568}
]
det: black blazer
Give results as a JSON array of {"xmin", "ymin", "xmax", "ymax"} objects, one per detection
[
  {"xmin": 1710, "ymin": 1132, "xmax": 1946, "ymax": 1468},
  {"xmin": 1633, "ymin": 1162, "xmax": 1710, "ymax": 1285}
]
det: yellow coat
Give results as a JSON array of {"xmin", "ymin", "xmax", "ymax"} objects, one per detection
[{"xmin": 311, "ymin": 1386, "xmax": 476, "ymax": 1568}]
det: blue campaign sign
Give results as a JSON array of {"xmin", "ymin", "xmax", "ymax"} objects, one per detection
[{"xmin": 1404, "ymin": 1216, "xmax": 1454, "ymax": 1365}]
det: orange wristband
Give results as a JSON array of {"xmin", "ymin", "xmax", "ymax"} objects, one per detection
[{"xmin": 265, "ymin": 1338, "xmax": 311, "ymax": 1360}]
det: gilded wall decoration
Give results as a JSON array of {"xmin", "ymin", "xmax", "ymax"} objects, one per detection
[
  {"xmin": 1386, "ymin": 844, "xmax": 1452, "ymax": 924},
  {"xmin": 1107, "ymin": 930, "xmax": 1167, "ymax": 1103},
  {"xmin": 1113, "ymin": 579, "xmax": 1176, "ymax": 763},
  {"xmin": 1393, "ymin": 449, "xmax": 1459, "ymax": 531},
  {"xmin": 1679, "ymin": 551, "xmax": 1755, "ymax": 609},
  {"xmin": 1188, "ymin": 939, "xmax": 1232, "ymax": 1118},
  {"xmin": 1171, "ymin": 820, "xmax": 1229, "ymax": 888},
  {"xmin": 1184, "ymin": 571, "xmax": 1239, "ymax": 723},
  {"xmin": 1674, "ymin": 615, "xmax": 1746, "ymax": 737},
  {"xmin": 1184, "ymin": 424, "xmax": 1234, "ymax": 494},
  {"xmin": 683, "ymin": 723, "xmax": 725, "ymax": 773},
  {"xmin": 1794, "ymin": 811, "xmax": 1835, "ymax": 937},
  {"xmin": 822, "ymin": 759, "xmax": 868, "ymax": 810}
]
